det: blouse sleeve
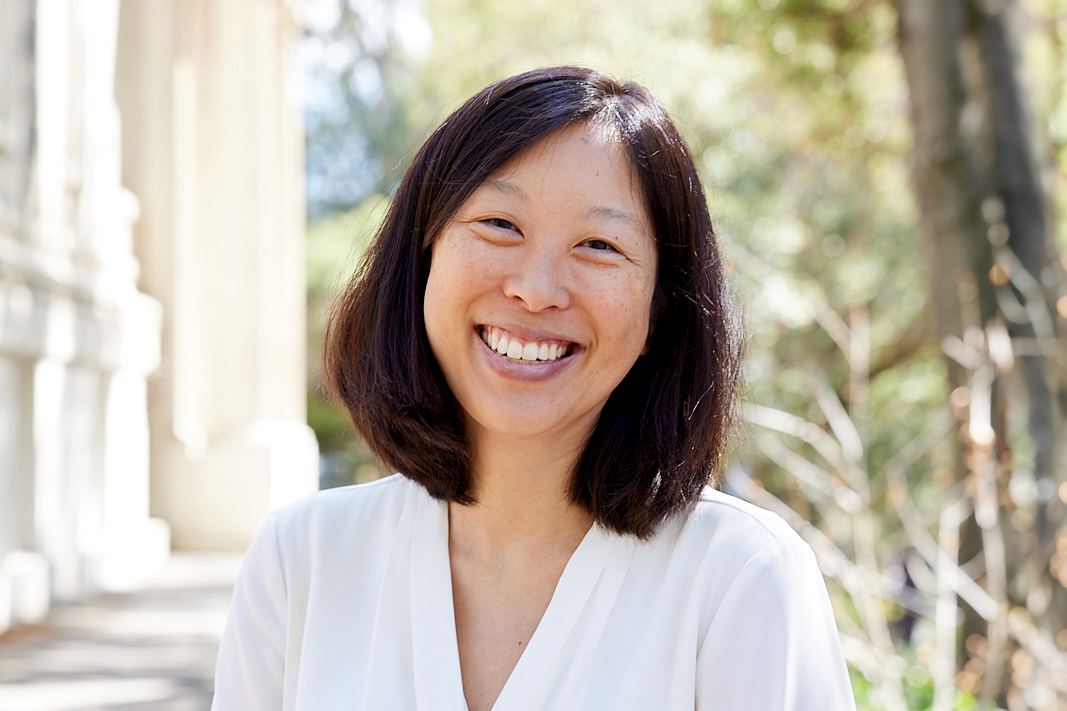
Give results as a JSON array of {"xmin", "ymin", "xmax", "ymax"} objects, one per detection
[
  {"xmin": 695, "ymin": 533, "xmax": 856, "ymax": 711},
  {"xmin": 211, "ymin": 514, "xmax": 287, "ymax": 711}
]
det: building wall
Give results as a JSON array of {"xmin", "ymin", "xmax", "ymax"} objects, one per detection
[
  {"xmin": 0, "ymin": 0, "xmax": 316, "ymax": 632},
  {"xmin": 116, "ymin": 0, "xmax": 317, "ymax": 552},
  {"xmin": 0, "ymin": 0, "xmax": 169, "ymax": 633}
]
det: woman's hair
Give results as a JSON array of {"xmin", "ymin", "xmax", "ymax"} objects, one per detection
[{"xmin": 325, "ymin": 66, "xmax": 743, "ymax": 538}]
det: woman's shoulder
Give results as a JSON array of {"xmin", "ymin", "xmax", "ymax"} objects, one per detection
[
  {"xmin": 690, "ymin": 487, "xmax": 801, "ymax": 543},
  {"xmin": 661, "ymin": 486, "xmax": 815, "ymax": 576},
  {"xmin": 648, "ymin": 489, "xmax": 833, "ymax": 649},
  {"xmin": 265, "ymin": 473, "xmax": 416, "ymax": 544}
]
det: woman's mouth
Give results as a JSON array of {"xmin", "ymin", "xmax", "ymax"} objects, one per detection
[{"xmin": 478, "ymin": 326, "xmax": 574, "ymax": 363}]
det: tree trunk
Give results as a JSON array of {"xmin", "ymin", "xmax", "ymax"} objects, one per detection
[
  {"xmin": 895, "ymin": 0, "xmax": 997, "ymax": 368},
  {"xmin": 972, "ymin": 0, "xmax": 1059, "ymax": 556},
  {"xmin": 895, "ymin": 0, "xmax": 1004, "ymax": 701},
  {"xmin": 897, "ymin": 0, "xmax": 1065, "ymax": 702}
]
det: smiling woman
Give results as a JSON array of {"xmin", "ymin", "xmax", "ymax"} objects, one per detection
[{"xmin": 210, "ymin": 67, "xmax": 857, "ymax": 711}]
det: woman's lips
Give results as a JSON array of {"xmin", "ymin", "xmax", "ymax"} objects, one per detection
[
  {"xmin": 477, "ymin": 326, "xmax": 577, "ymax": 363},
  {"xmin": 475, "ymin": 326, "xmax": 580, "ymax": 381}
]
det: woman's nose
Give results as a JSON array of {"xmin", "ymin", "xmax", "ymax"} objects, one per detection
[{"xmin": 501, "ymin": 244, "xmax": 570, "ymax": 312}]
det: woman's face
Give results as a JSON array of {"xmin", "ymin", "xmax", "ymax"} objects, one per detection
[{"xmin": 423, "ymin": 123, "xmax": 657, "ymax": 447}]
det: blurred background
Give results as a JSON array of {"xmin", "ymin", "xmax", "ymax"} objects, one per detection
[{"xmin": 1, "ymin": 0, "xmax": 1066, "ymax": 709}]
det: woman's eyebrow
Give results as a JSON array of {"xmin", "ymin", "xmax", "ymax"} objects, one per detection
[
  {"xmin": 582, "ymin": 205, "xmax": 640, "ymax": 227},
  {"xmin": 481, "ymin": 178, "xmax": 529, "ymax": 203}
]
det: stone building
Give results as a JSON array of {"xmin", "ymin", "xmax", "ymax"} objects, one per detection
[{"xmin": 0, "ymin": 0, "xmax": 317, "ymax": 633}]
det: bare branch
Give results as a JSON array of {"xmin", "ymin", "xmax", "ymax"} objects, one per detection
[
  {"xmin": 744, "ymin": 404, "xmax": 859, "ymax": 482},
  {"xmin": 932, "ymin": 500, "xmax": 967, "ymax": 711},
  {"xmin": 868, "ymin": 310, "xmax": 937, "ymax": 379},
  {"xmin": 813, "ymin": 374, "xmax": 865, "ymax": 469},
  {"xmin": 997, "ymin": 247, "xmax": 1057, "ymax": 343}
]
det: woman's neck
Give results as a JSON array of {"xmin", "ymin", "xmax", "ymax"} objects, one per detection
[{"xmin": 448, "ymin": 427, "xmax": 594, "ymax": 563}]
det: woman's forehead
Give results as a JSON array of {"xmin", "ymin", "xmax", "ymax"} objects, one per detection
[
  {"xmin": 490, "ymin": 123, "xmax": 629, "ymax": 178},
  {"xmin": 473, "ymin": 125, "xmax": 644, "ymax": 208}
]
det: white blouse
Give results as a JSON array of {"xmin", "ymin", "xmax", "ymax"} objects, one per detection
[{"xmin": 211, "ymin": 474, "xmax": 856, "ymax": 710}]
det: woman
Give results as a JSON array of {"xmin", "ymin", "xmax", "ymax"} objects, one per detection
[{"xmin": 212, "ymin": 67, "xmax": 856, "ymax": 711}]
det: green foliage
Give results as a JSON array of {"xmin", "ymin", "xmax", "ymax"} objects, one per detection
[
  {"xmin": 900, "ymin": 662, "xmax": 935, "ymax": 711},
  {"xmin": 1017, "ymin": 0, "xmax": 1067, "ymax": 252},
  {"xmin": 852, "ymin": 661, "xmax": 982, "ymax": 711},
  {"xmin": 306, "ymin": 194, "xmax": 391, "ymax": 486},
  {"xmin": 306, "ymin": 193, "xmax": 390, "ymax": 297}
]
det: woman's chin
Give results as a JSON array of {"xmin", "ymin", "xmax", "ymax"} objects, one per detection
[{"xmin": 465, "ymin": 405, "xmax": 601, "ymax": 446}]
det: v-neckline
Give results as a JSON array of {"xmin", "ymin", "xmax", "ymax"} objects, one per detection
[{"xmin": 407, "ymin": 486, "xmax": 619, "ymax": 711}]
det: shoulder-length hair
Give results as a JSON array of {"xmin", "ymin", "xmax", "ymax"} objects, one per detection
[{"xmin": 325, "ymin": 66, "xmax": 743, "ymax": 539}]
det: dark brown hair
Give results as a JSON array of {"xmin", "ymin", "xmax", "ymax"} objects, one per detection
[{"xmin": 325, "ymin": 66, "xmax": 742, "ymax": 538}]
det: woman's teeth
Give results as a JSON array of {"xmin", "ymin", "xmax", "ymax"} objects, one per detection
[{"xmin": 480, "ymin": 327, "xmax": 570, "ymax": 362}]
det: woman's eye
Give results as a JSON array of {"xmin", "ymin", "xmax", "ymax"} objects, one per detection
[
  {"xmin": 581, "ymin": 239, "xmax": 616, "ymax": 252},
  {"xmin": 484, "ymin": 218, "xmax": 516, "ymax": 231}
]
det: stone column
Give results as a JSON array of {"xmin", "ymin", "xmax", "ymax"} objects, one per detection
[
  {"xmin": 0, "ymin": 0, "xmax": 168, "ymax": 632},
  {"xmin": 117, "ymin": 0, "xmax": 318, "ymax": 551}
]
